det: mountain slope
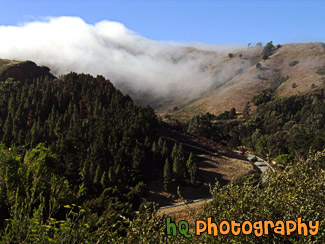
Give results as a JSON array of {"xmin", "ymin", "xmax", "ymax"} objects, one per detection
[
  {"xmin": 0, "ymin": 59, "xmax": 55, "ymax": 82},
  {"xmin": 169, "ymin": 42, "xmax": 325, "ymax": 120}
]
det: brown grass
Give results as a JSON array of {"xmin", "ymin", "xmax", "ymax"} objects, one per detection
[
  {"xmin": 167, "ymin": 43, "xmax": 325, "ymax": 118},
  {"xmin": 146, "ymin": 129, "xmax": 257, "ymax": 209},
  {"xmin": 158, "ymin": 199, "xmax": 212, "ymax": 225}
]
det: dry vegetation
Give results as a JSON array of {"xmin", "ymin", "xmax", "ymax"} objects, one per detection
[
  {"xmin": 168, "ymin": 43, "xmax": 325, "ymax": 118},
  {"xmin": 147, "ymin": 128, "xmax": 257, "ymax": 209}
]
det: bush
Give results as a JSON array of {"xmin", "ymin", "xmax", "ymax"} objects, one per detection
[
  {"xmin": 230, "ymin": 107, "xmax": 236, "ymax": 118},
  {"xmin": 262, "ymin": 41, "xmax": 274, "ymax": 60},
  {"xmin": 268, "ymin": 74, "xmax": 289, "ymax": 91},
  {"xmin": 198, "ymin": 150, "xmax": 325, "ymax": 243},
  {"xmin": 289, "ymin": 60, "xmax": 299, "ymax": 67},
  {"xmin": 316, "ymin": 68, "xmax": 325, "ymax": 76},
  {"xmin": 292, "ymin": 83, "xmax": 298, "ymax": 88},
  {"xmin": 252, "ymin": 93, "xmax": 272, "ymax": 106},
  {"xmin": 275, "ymin": 154, "xmax": 293, "ymax": 165},
  {"xmin": 228, "ymin": 53, "xmax": 234, "ymax": 58}
]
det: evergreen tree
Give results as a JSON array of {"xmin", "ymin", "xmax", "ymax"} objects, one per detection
[
  {"xmin": 171, "ymin": 143, "xmax": 178, "ymax": 160},
  {"xmin": 262, "ymin": 41, "xmax": 274, "ymax": 60},
  {"xmin": 161, "ymin": 140, "xmax": 168, "ymax": 158},
  {"xmin": 100, "ymin": 171, "xmax": 109, "ymax": 189},
  {"xmin": 2, "ymin": 113, "xmax": 13, "ymax": 146},
  {"xmin": 186, "ymin": 153, "xmax": 199, "ymax": 185},
  {"xmin": 163, "ymin": 158, "xmax": 172, "ymax": 191},
  {"xmin": 89, "ymin": 161, "xmax": 96, "ymax": 182},
  {"xmin": 82, "ymin": 160, "xmax": 90, "ymax": 184},
  {"xmin": 230, "ymin": 107, "xmax": 236, "ymax": 118},
  {"xmin": 151, "ymin": 141, "xmax": 157, "ymax": 154},
  {"xmin": 108, "ymin": 167, "xmax": 115, "ymax": 184},
  {"xmin": 172, "ymin": 144, "xmax": 186, "ymax": 181},
  {"xmin": 93, "ymin": 163, "xmax": 103, "ymax": 184},
  {"xmin": 157, "ymin": 137, "xmax": 163, "ymax": 149},
  {"xmin": 243, "ymin": 101, "xmax": 251, "ymax": 119}
]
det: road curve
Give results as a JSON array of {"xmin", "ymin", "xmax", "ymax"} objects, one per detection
[{"xmin": 157, "ymin": 151, "xmax": 274, "ymax": 212}]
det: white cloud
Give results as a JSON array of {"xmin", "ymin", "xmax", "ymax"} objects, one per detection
[{"xmin": 0, "ymin": 16, "xmax": 248, "ymax": 103}]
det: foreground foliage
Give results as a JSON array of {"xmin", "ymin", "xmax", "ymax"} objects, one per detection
[
  {"xmin": 2, "ymin": 145, "xmax": 322, "ymax": 243},
  {"xmin": 0, "ymin": 67, "xmax": 323, "ymax": 243},
  {"xmin": 124, "ymin": 150, "xmax": 324, "ymax": 243}
]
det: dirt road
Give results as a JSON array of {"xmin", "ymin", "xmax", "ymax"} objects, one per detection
[{"xmin": 147, "ymin": 127, "xmax": 258, "ymax": 208}]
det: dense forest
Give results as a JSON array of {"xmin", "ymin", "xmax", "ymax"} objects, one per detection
[
  {"xmin": 0, "ymin": 67, "xmax": 323, "ymax": 243},
  {"xmin": 0, "ymin": 72, "xmax": 201, "ymax": 243},
  {"xmin": 187, "ymin": 91, "xmax": 325, "ymax": 163}
]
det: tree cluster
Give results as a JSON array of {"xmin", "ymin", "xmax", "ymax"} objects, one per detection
[{"xmin": 231, "ymin": 91, "xmax": 325, "ymax": 160}]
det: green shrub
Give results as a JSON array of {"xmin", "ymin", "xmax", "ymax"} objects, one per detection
[
  {"xmin": 316, "ymin": 68, "xmax": 325, "ymax": 76},
  {"xmin": 198, "ymin": 150, "xmax": 325, "ymax": 243},
  {"xmin": 252, "ymin": 93, "xmax": 272, "ymax": 106},
  {"xmin": 289, "ymin": 60, "xmax": 299, "ymax": 67},
  {"xmin": 275, "ymin": 154, "xmax": 293, "ymax": 165},
  {"xmin": 262, "ymin": 41, "xmax": 274, "ymax": 60}
]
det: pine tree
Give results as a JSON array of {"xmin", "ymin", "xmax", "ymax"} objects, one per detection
[
  {"xmin": 132, "ymin": 145, "xmax": 144, "ymax": 182},
  {"xmin": 190, "ymin": 163, "xmax": 198, "ymax": 185},
  {"xmin": 177, "ymin": 144, "xmax": 185, "ymax": 164},
  {"xmin": 108, "ymin": 167, "xmax": 115, "ymax": 184},
  {"xmin": 2, "ymin": 113, "xmax": 13, "ymax": 146},
  {"xmin": 163, "ymin": 158, "xmax": 172, "ymax": 191},
  {"xmin": 186, "ymin": 152, "xmax": 194, "ymax": 170},
  {"xmin": 172, "ymin": 144, "xmax": 186, "ymax": 181},
  {"xmin": 243, "ymin": 101, "xmax": 251, "ymax": 119},
  {"xmin": 187, "ymin": 153, "xmax": 199, "ymax": 185},
  {"xmin": 171, "ymin": 143, "xmax": 178, "ymax": 160},
  {"xmin": 161, "ymin": 140, "xmax": 168, "ymax": 158},
  {"xmin": 152, "ymin": 141, "xmax": 157, "ymax": 154},
  {"xmin": 89, "ymin": 161, "xmax": 96, "ymax": 182},
  {"xmin": 30, "ymin": 118, "xmax": 41, "ymax": 147},
  {"xmin": 93, "ymin": 163, "xmax": 103, "ymax": 184},
  {"xmin": 100, "ymin": 171, "xmax": 109, "ymax": 189},
  {"xmin": 157, "ymin": 137, "xmax": 163, "ymax": 149}
]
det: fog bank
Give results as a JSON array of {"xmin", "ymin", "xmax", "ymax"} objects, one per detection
[{"xmin": 0, "ymin": 16, "xmax": 248, "ymax": 103}]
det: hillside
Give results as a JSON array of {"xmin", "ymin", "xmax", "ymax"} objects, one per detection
[
  {"xmin": 0, "ymin": 61, "xmax": 261, "ymax": 241},
  {"xmin": 167, "ymin": 42, "xmax": 325, "ymax": 120},
  {"xmin": 0, "ymin": 50, "xmax": 323, "ymax": 243},
  {"xmin": 147, "ymin": 126, "xmax": 257, "ymax": 206},
  {"xmin": 3, "ymin": 43, "xmax": 324, "ymax": 121},
  {"xmin": 0, "ymin": 59, "xmax": 55, "ymax": 82}
]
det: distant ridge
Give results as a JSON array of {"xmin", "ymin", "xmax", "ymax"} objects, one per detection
[
  {"xmin": 0, "ymin": 59, "xmax": 55, "ymax": 82},
  {"xmin": 168, "ymin": 42, "xmax": 325, "ymax": 120},
  {"xmin": 2, "ymin": 42, "xmax": 325, "ymax": 121}
]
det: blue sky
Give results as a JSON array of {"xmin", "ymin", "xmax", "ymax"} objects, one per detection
[{"xmin": 0, "ymin": 0, "xmax": 324, "ymax": 45}]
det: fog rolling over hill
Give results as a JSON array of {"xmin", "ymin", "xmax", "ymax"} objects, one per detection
[
  {"xmin": 1, "ymin": 17, "xmax": 325, "ymax": 116},
  {"xmin": 0, "ymin": 16, "xmax": 250, "ymax": 106},
  {"xmin": 183, "ymin": 42, "xmax": 325, "ymax": 117}
]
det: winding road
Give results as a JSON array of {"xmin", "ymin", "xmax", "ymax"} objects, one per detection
[{"xmin": 158, "ymin": 151, "xmax": 275, "ymax": 212}]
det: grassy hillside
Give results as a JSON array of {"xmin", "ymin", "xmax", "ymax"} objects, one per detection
[
  {"xmin": 0, "ymin": 51, "xmax": 323, "ymax": 243},
  {"xmin": 168, "ymin": 42, "xmax": 325, "ymax": 120}
]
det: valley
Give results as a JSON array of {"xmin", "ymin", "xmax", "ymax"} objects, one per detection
[{"xmin": 0, "ymin": 42, "xmax": 324, "ymax": 243}]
